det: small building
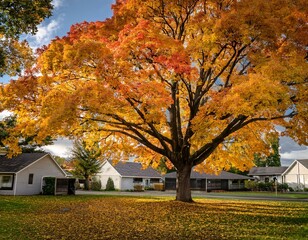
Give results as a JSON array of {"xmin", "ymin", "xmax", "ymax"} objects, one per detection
[
  {"xmin": 282, "ymin": 159, "xmax": 308, "ymax": 190},
  {"xmin": 248, "ymin": 167, "xmax": 288, "ymax": 183},
  {"xmin": 95, "ymin": 160, "xmax": 162, "ymax": 191},
  {"xmin": 0, "ymin": 152, "xmax": 67, "ymax": 195},
  {"xmin": 164, "ymin": 170, "xmax": 252, "ymax": 191}
]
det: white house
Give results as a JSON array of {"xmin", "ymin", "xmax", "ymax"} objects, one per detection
[
  {"xmin": 282, "ymin": 159, "xmax": 308, "ymax": 190},
  {"xmin": 0, "ymin": 152, "xmax": 67, "ymax": 195},
  {"xmin": 247, "ymin": 167, "xmax": 288, "ymax": 183},
  {"xmin": 95, "ymin": 160, "xmax": 162, "ymax": 190}
]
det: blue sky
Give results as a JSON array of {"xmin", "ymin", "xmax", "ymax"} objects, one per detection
[
  {"xmin": 26, "ymin": 0, "xmax": 115, "ymax": 49},
  {"xmin": 0, "ymin": 0, "xmax": 307, "ymax": 164},
  {"xmin": 0, "ymin": 0, "xmax": 115, "ymax": 83}
]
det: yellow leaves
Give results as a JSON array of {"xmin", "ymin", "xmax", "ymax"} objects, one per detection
[
  {"xmin": 1, "ymin": 196, "xmax": 307, "ymax": 240},
  {"xmin": 2, "ymin": 136, "xmax": 21, "ymax": 158},
  {"xmin": 201, "ymin": 73, "xmax": 290, "ymax": 120}
]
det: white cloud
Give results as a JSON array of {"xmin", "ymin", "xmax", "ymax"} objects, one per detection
[
  {"xmin": 280, "ymin": 147, "xmax": 308, "ymax": 160},
  {"xmin": 42, "ymin": 138, "xmax": 73, "ymax": 158},
  {"xmin": 25, "ymin": 0, "xmax": 64, "ymax": 49},
  {"xmin": 29, "ymin": 18, "xmax": 62, "ymax": 49},
  {"xmin": 0, "ymin": 110, "xmax": 12, "ymax": 120},
  {"xmin": 52, "ymin": 0, "xmax": 63, "ymax": 9}
]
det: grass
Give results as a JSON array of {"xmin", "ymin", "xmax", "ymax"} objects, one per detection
[
  {"xmin": 204, "ymin": 191, "xmax": 308, "ymax": 199},
  {"xmin": 0, "ymin": 195, "xmax": 307, "ymax": 240}
]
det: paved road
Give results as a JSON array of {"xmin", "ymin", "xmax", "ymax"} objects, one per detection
[{"xmin": 76, "ymin": 190, "xmax": 308, "ymax": 202}]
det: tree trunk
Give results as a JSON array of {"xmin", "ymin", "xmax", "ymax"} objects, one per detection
[
  {"xmin": 84, "ymin": 176, "xmax": 90, "ymax": 190},
  {"xmin": 176, "ymin": 164, "xmax": 193, "ymax": 202}
]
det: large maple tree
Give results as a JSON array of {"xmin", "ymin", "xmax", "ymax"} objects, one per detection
[{"xmin": 1, "ymin": 0, "xmax": 307, "ymax": 201}]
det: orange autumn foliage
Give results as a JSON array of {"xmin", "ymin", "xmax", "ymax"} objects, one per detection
[{"xmin": 1, "ymin": 0, "xmax": 307, "ymax": 201}]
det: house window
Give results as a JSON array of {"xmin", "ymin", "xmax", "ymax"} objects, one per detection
[
  {"xmin": 0, "ymin": 175, "xmax": 14, "ymax": 190},
  {"xmin": 28, "ymin": 174, "xmax": 34, "ymax": 184},
  {"xmin": 150, "ymin": 179, "xmax": 160, "ymax": 184},
  {"xmin": 265, "ymin": 177, "xmax": 269, "ymax": 183},
  {"xmin": 133, "ymin": 178, "xmax": 142, "ymax": 183}
]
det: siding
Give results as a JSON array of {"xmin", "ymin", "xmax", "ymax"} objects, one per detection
[
  {"xmin": 121, "ymin": 177, "xmax": 134, "ymax": 190},
  {"xmin": 96, "ymin": 161, "xmax": 121, "ymax": 190},
  {"xmin": 284, "ymin": 161, "xmax": 308, "ymax": 189},
  {"xmin": 0, "ymin": 189, "xmax": 14, "ymax": 195},
  {"xmin": 15, "ymin": 155, "xmax": 66, "ymax": 195}
]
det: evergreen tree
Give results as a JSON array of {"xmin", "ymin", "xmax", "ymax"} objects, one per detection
[
  {"xmin": 254, "ymin": 137, "xmax": 281, "ymax": 167},
  {"xmin": 0, "ymin": 115, "xmax": 53, "ymax": 154},
  {"xmin": 105, "ymin": 177, "xmax": 115, "ymax": 191},
  {"xmin": 71, "ymin": 140, "xmax": 102, "ymax": 190}
]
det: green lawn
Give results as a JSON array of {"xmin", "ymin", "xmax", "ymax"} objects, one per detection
[
  {"xmin": 0, "ymin": 195, "xmax": 307, "ymax": 240},
  {"xmin": 204, "ymin": 191, "xmax": 308, "ymax": 199}
]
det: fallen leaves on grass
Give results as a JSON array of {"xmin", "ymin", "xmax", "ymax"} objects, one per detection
[{"xmin": 0, "ymin": 196, "xmax": 307, "ymax": 240}]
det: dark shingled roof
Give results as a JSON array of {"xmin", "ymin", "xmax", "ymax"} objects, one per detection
[
  {"xmin": 164, "ymin": 170, "xmax": 252, "ymax": 180},
  {"xmin": 0, "ymin": 153, "xmax": 48, "ymax": 173},
  {"xmin": 110, "ymin": 161, "xmax": 162, "ymax": 178},
  {"xmin": 298, "ymin": 159, "xmax": 308, "ymax": 169},
  {"xmin": 248, "ymin": 167, "xmax": 288, "ymax": 176}
]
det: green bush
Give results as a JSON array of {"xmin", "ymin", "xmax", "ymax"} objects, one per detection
[
  {"xmin": 105, "ymin": 177, "xmax": 115, "ymax": 191},
  {"xmin": 244, "ymin": 180, "xmax": 257, "ymax": 191},
  {"xmin": 245, "ymin": 180, "xmax": 289, "ymax": 192},
  {"xmin": 277, "ymin": 183, "xmax": 289, "ymax": 192},
  {"xmin": 42, "ymin": 177, "xmax": 56, "ymax": 195},
  {"xmin": 91, "ymin": 180, "xmax": 102, "ymax": 191},
  {"xmin": 257, "ymin": 182, "xmax": 273, "ymax": 191}
]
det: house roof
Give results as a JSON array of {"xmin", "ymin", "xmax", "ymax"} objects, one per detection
[
  {"xmin": 0, "ymin": 152, "xmax": 50, "ymax": 173},
  {"xmin": 248, "ymin": 167, "xmax": 288, "ymax": 176},
  {"xmin": 164, "ymin": 170, "xmax": 252, "ymax": 180},
  {"xmin": 282, "ymin": 159, "xmax": 308, "ymax": 176},
  {"xmin": 109, "ymin": 161, "xmax": 162, "ymax": 178},
  {"xmin": 298, "ymin": 159, "xmax": 308, "ymax": 169}
]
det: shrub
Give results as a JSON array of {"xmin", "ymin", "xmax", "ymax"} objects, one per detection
[
  {"xmin": 91, "ymin": 180, "xmax": 102, "ymax": 191},
  {"xmin": 257, "ymin": 182, "xmax": 273, "ymax": 191},
  {"xmin": 277, "ymin": 183, "xmax": 289, "ymax": 192},
  {"xmin": 42, "ymin": 177, "xmax": 56, "ymax": 195},
  {"xmin": 105, "ymin": 177, "xmax": 115, "ymax": 191},
  {"xmin": 244, "ymin": 180, "xmax": 257, "ymax": 191}
]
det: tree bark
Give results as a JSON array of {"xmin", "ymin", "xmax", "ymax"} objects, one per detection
[
  {"xmin": 84, "ymin": 175, "xmax": 90, "ymax": 190},
  {"xmin": 176, "ymin": 164, "xmax": 193, "ymax": 202}
]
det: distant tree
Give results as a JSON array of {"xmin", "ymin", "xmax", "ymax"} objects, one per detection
[
  {"xmin": 254, "ymin": 137, "xmax": 281, "ymax": 167},
  {"xmin": 71, "ymin": 140, "xmax": 102, "ymax": 190},
  {"xmin": 155, "ymin": 157, "xmax": 175, "ymax": 174},
  {"xmin": 228, "ymin": 166, "xmax": 249, "ymax": 176},
  {"xmin": 0, "ymin": 0, "xmax": 53, "ymax": 76},
  {"xmin": 53, "ymin": 156, "xmax": 67, "ymax": 167},
  {"xmin": 105, "ymin": 177, "xmax": 115, "ymax": 191}
]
